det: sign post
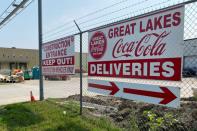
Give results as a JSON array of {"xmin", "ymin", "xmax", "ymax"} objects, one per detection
[
  {"xmin": 38, "ymin": 0, "xmax": 44, "ymax": 100},
  {"xmin": 74, "ymin": 20, "xmax": 83, "ymax": 115}
]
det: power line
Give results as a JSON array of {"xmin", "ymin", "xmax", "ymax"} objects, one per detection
[
  {"xmin": 0, "ymin": 0, "xmax": 16, "ymax": 18},
  {"xmin": 0, "ymin": 0, "xmax": 34, "ymax": 30}
]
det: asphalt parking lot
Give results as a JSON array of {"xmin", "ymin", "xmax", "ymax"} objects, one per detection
[
  {"xmin": 0, "ymin": 77, "xmax": 196, "ymax": 105},
  {"xmin": 0, "ymin": 78, "xmax": 82, "ymax": 105}
]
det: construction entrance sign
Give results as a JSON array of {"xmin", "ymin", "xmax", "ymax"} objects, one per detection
[
  {"xmin": 42, "ymin": 36, "xmax": 75, "ymax": 75},
  {"xmin": 88, "ymin": 5, "xmax": 184, "ymax": 108}
]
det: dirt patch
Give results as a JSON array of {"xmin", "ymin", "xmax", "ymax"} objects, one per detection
[{"xmin": 65, "ymin": 95, "xmax": 197, "ymax": 131}]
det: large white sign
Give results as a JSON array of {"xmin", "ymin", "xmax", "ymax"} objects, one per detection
[
  {"xmin": 42, "ymin": 36, "xmax": 75, "ymax": 75},
  {"xmin": 88, "ymin": 6, "xmax": 184, "ymax": 81},
  {"xmin": 88, "ymin": 79, "xmax": 180, "ymax": 108}
]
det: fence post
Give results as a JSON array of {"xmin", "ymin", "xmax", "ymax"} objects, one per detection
[
  {"xmin": 38, "ymin": 0, "xmax": 44, "ymax": 100},
  {"xmin": 74, "ymin": 20, "xmax": 83, "ymax": 115}
]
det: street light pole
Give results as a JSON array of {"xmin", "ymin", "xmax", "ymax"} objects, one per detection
[{"xmin": 38, "ymin": 0, "xmax": 44, "ymax": 100}]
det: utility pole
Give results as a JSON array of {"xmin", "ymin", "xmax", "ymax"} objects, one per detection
[{"xmin": 38, "ymin": 0, "xmax": 44, "ymax": 100}]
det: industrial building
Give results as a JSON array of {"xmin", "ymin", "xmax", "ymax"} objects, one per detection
[
  {"xmin": 0, "ymin": 47, "xmax": 39, "ymax": 70},
  {"xmin": 0, "ymin": 47, "xmax": 88, "ymax": 72},
  {"xmin": 0, "ymin": 38, "xmax": 196, "ymax": 73}
]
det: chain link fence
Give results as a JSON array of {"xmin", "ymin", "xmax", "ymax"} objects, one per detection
[
  {"xmin": 41, "ymin": 0, "xmax": 197, "ymax": 130},
  {"xmin": 3, "ymin": 0, "xmax": 197, "ymax": 129},
  {"xmin": 74, "ymin": 1, "xmax": 197, "ymax": 131}
]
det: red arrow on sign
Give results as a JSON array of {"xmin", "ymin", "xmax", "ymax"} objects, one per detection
[
  {"xmin": 88, "ymin": 82, "xmax": 119, "ymax": 95},
  {"xmin": 123, "ymin": 87, "xmax": 177, "ymax": 104}
]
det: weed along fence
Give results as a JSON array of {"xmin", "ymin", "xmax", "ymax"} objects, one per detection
[{"xmin": 42, "ymin": 0, "xmax": 197, "ymax": 130}]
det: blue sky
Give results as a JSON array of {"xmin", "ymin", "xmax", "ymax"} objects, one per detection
[
  {"xmin": 0, "ymin": 0, "xmax": 195, "ymax": 50},
  {"xmin": 0, "ymin": 0, "xmax": 116, "ymax": 49}
]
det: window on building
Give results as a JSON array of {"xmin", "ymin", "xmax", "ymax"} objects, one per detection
[
  {"xmin": 19, "ymin": 63, "xmax": 27, "ymax": 70},
  {"xmin": 10, "ymin": 63, "xmax": 17, "ymax": 70}
]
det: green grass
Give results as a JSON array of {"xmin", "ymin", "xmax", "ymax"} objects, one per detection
[{"xmin": 0, "ymin": 99, "xmax": 122, "ymax": 131}]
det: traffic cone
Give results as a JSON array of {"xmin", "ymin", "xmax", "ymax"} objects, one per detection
[{"xmin": 30, "ymin": 91, "xmax": 36, "ymax": 102}]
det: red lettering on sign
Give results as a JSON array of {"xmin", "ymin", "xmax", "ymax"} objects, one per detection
[
  {"xmin": 112, "ymin": 31, "xmax": 169, "ymax": 58},
  {"xmin": 88, "ymin": 58, "xmax": 181, "ymax": 81}
]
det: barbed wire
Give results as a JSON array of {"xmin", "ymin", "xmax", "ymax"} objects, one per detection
[
  {"xmin": 43, "ymin": 25, "xmax": 76, "ymax": 38},
  {"xmin": 80, "ymin": 0, "xmax": 173, "ymax": 30},
  {"xmin": 43, "ymin": 0, "xmax": 152, "ymax": 40},
  {"xmin": 43, "ymin": 0, "xmax": 173, "ymax": 41},
  {"xmin": 75, "ymin": 0, "xmax": 130, "ymax": 21},
  {"xmin": 77, "ymin": 0, "xmax": 150, "ymax": 25},
  {"xmin": 43, "ymin": 21, "xmax": 74, "ymax": 35},
  {"xmin": 43, "ymin": 0, "xmax": 132, "ymax": 36},
  {"xmin": 43, "ymin": 0, "xmax": 197, "ymax": 43},
  {"xmin": 43, "ymin": 30, "xmax": 78, "ymax": 43}
]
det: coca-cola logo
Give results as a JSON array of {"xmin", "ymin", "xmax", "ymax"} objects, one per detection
[
  {"xmin": 89, "ymin": 31, "xmax": 107, "ymax": 59},
  {"xmin": 112, "ymin": 31, "xmax": 170, "ymax": 58}
]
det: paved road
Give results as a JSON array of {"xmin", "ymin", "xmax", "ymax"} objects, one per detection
[
  {"xmin": 0, "ymin": 78, "xmax": 82, "ymax": 105},
  {"xmin": 0, "ymin": 77, "xmax": 196, "ymax": 105}
]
